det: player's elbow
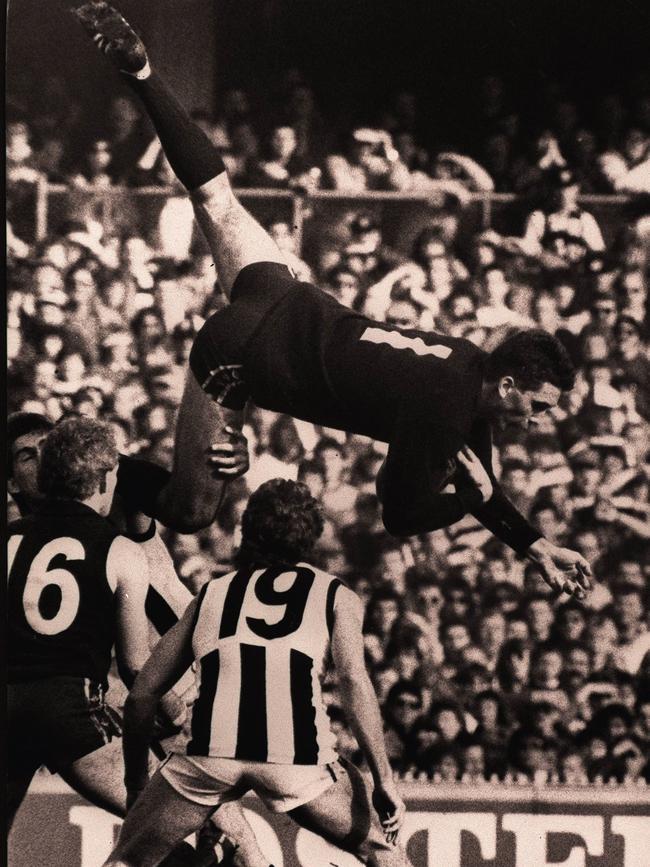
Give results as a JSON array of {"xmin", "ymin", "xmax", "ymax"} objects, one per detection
[{"xmin": 381, "ymin": 508, "xmax": 422, "ymax": 537}]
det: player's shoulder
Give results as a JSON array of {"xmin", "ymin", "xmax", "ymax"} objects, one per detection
[
  {"xmin": 106, "ymin": 533, "xmax": 149, "ymax": 591},
  {"xmin": 302, "ymin": 563, "xmax": 363, "ymax": 609}
]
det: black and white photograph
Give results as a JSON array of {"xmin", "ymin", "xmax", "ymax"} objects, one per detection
[{"xmin": 6, "ymin": 1, "xmax": 650, "ymax": 865}]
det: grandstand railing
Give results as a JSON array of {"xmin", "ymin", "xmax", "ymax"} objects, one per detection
[{"xmin": 10, "ymin": 176, "xmax": 633, "ymax": 255}]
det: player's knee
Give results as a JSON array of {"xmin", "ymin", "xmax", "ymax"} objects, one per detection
[
  {"xmin": 190, "ymin": 172, "xmax": 236, "ymax": 209},
  {"xmin": 358, "ymin": 824, "xmax": 405, "ymax": 866},
  {"xmin": 168, "ymin": 504, "xmax": 216, "ymax": 534}
]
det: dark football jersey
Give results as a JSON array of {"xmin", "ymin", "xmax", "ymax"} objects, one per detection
[
  {"xmin": 242, "ymin": 284, "xmax": 540, "ymax": 551},
  {"xmin": 7, "ymin": 500, "xmax": 119, "ymax": 686}
]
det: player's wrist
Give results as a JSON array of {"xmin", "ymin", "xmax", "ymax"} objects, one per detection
[{"xmin": 526, "ymin": 537, "xmax": 552, "ymax": 560}]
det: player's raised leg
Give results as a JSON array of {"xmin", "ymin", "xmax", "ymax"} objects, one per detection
[
  {"xmin": 288, "ymin": 759, "xmax": 411, "ymax": 867},
  {"xmin": 73, "ymin": 1, "xmax": 287, "ymax": 531},
  {"xmin": 73, "ymin": 1, "xmax": 286, "ymax": 298}
]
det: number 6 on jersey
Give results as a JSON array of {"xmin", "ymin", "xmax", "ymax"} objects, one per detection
[{"xmin": 9, "ymin": 536, "xmax": 84, "ymax": 636}]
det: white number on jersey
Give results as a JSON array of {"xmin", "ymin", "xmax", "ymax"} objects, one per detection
[
  {"xmin": 360, "ymin": 326, "xmax": 453, "ymax": 359},
  {"xmin": 9, "ymin": 536, "xmax": 85, "ymax": 636}
]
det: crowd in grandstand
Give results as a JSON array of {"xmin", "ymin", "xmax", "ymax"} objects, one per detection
[
  {"xmin": 6, "ymin": 68, "xmax": 650, "ymax": 787},
  {"xmin": 6, "ymin": 71, "xmax": 650, "ymax": 195}
]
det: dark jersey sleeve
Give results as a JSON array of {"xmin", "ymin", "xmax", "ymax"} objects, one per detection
[
  {"xmin": 379, "ymin": 414, "xmax": 542, "ymax": 554},
  {"xmin": 378, "ymin": 416, "xmax": 484, "ymax": 536},
  {"xmin": 468, "ymin": 419, "xmax": 541, "ymax": 555},
  {"xmin": 470, "ymin": 482, "xmax": 541, "ymax": 555}
]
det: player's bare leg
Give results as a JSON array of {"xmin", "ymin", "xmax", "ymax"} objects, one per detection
[
  {"xmin": 204, "ymin": 801, "xmax": 272, "ymax": 867},
  {"xmin": 102, "ymin": 770, "xmax": 270, "ymax": 867},
  {"xmin": 57, "ymin": 740, "xmax": 163, "ymax": 817},
  {"xmin": 157, "ymin": 371, "xmax": 244, "ymax": 532},
  {"xmin": 58, "ymin": 738, "xmax": 131, "ymax": 816},
  {"xmin": 288, "ymin": 760, "xmax": 411, "ymax": 866}
]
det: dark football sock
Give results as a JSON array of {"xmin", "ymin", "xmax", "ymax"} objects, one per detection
[{"xmin": 124, "ymin": 71, "xmax": 226, "ymax": 191}]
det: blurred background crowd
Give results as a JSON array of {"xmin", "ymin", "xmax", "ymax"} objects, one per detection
[{"xmin": 7, "ymin": 48, "xmax": 650, "ymax": 787}]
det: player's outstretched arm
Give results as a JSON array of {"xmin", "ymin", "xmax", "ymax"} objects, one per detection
[
  {"xmin": 525, "ymin": 538, "xmax": 593, "ymax": 600},
  {"xmin": 122, "ymin": 594, "xmax": 200, "ymax": 807},
  {"xmin": 331, "ymin": 587, "xmax": 405, "ymax": 844},
  {"xmin": 109, "ymin": 537, "xmax": 151, "ymax": 687}
]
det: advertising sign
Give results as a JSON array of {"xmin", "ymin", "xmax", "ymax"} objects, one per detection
[{"xmin": 9, "ymin": 776, "xmax": 650, "ymax": 867}]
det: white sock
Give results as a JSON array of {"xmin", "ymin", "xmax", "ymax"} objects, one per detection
[{"xmin": 124, "ymin": 58, "xmax": 151, "ymax": 81}]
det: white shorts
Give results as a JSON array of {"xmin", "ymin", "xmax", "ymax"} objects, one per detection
[{"xmin": 159, "ymin": 753, "xmax": 341, "ymax": 812}]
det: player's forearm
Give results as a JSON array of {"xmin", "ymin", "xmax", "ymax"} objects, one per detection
[
  {"xmin": 472, "ymin": 486, "xmax": 541, "ymax": 555},
  {"xmin": 338, "ymin": 673, "xmax": 394, "ymax": 785},
  {"xmin": 382, "ymin": 488, "xmax": 483, "ymax": 536},
  {"xmin": 123, "ymin": 689, "xmax": 159, "ymax": 793}
]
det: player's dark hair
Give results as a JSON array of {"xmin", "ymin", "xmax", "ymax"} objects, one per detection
[
  {"xmin": 485, "ymin": 329, "xmax": 575, "ymax": 392},
  {"xmin": 7, "ymin": 412, "xmax": 54, "ymax": 478},
  {"xmin": 237, "ymin": 478, "xmax": 324, "ymax": 568},
  {"xmin": 38, "ymin": 417, "xmax": 118, "ymax": 501}
]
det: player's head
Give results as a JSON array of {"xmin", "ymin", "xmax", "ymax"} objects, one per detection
[
  {"xmin": 37, "ymin": 417, "xmax": 119, "ymax": 515},
  {"xmin": 7, "ymin": 411, "xmax": 55, "ymax": 511},
  {"xmin": 482, "ymin": 329, "xmax": 575, "ymax": 429},
  {"xmin": 237, "ymin": 478, "xmax": 324, "ymax": 568}
]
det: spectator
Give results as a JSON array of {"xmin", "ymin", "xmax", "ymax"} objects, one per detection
[
  {"xmin": 314, "ymin": 438, "xmax": 358, "ymax": 527},
  {"xmin": 611, "ymin": 583, "xmax": 650, "ymax": 674},
  {"xmin": 245, "ymin": 125, "xmax": 319, "ymax": 192},
  {"xmin": 382, "ymin": 680, "xmax": 424, "ymax": 771},
  {"xmin": 599, "ymin": 128, "xmax": 650, "ymax": 194},
  {"xmin": 324, "ymin": 128, "xmax": 410, "ymax": 192},
  {"xmin": 476, "ymin": 608, "xmax": 508, "ymax": 672},
  {"xmin": 493, "ymin": 167, "xmax": 605, "ymax": 269}
]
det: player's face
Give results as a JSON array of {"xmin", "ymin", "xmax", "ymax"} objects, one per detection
[
  {"xmin": 9, "ymin": 430, "xmax": 50, "ymax": 501},
  {"xmin": 496, "ymin": 379, "xmax": 561, "ymax": 429}
]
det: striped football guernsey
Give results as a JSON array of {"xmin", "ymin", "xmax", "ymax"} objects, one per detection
[{"xmin": 188, "ymin": 562, "xmax": 345, "ymax": 765}]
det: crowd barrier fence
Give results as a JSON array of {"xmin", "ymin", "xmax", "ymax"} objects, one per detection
[{"xmin": 7, "ymin": 178, "xmax": 633, "ymax": 261}]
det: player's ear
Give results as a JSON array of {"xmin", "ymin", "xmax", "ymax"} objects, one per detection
[
  {"xmin": 498, "ymin": 375, "xmax": 516, "ymax": 398},
  {"xmin": 7, "ymin": 477, "xmax": 19, "ymax": 495}
]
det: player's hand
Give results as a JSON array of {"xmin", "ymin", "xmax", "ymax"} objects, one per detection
[
  {"xmin": 456, "ymin": 446, "xmax": 493, "ymax": 503},
  {"xmin": 372, "ymin": 781, "xmax": 406, "ymax": 845},
  {"xmin": 207, "ymin": 427, "xmax": 250, "ymax": 479},
  {"xmin": 526, "ymin": 538, "xmax": 593, "ymax": 600}
]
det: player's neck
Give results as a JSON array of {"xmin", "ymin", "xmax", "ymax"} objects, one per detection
[
  {"xmin": 81, "ymin": 491, "xmax": 111, "ymax": 517},
  {"xmin": 476, "ymin": 380, "xmax": 499, "ymax": 419}
]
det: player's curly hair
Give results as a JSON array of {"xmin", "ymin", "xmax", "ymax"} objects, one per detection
[
  {"xmin": 485, "ymin": 329, "xmax": 575, "ymax": 391},
  {"xmin": 237, "ymin": 478, "xmax": 324, "ymax": 568},
  {"xmin": 38, "ymin": 417, "xmax": 118, "ymax": 501}
]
